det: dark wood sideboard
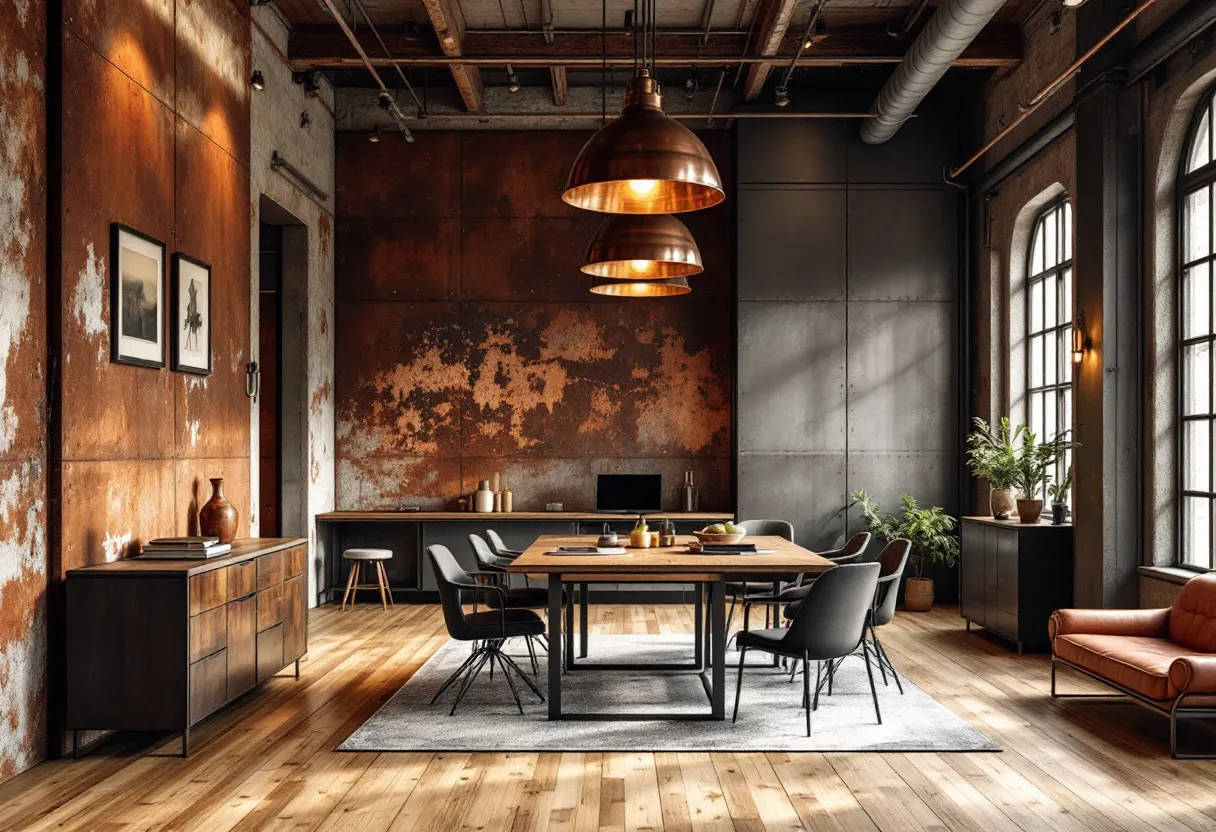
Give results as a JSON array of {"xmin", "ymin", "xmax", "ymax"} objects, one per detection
[
  {"xmin": 959, "ymin": 517, "xmax": 1073, "ymax": 654},
  {"xmin": 66, "ymin": 538, "xmax": 309, "ymax": 756}
]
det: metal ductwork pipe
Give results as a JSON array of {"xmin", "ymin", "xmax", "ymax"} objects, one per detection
[{"xmin": 861, "ymin": 0, "xmax": 1007, "ymax": 144}]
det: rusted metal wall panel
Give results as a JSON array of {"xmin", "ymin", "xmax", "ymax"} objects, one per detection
[
  {"xmin": 60, "ymin": 32, "xmax": 177, "ymax": 462},
  {"xmin": 50, "ymin": 0, "xmax": 253, "ymax": 756},
  {"xmin": 336, "ymin": 132, "xmax": 461, "ymax": 219},
  {"xmin": 174, "ymin": 117, "xmax": 251, "ymax": 460},
  {"xmin": 0, "ymin": 0, "xmax": 48, "ymax": 782},
  {"xmin": 335, "ymin": 130, "xmax": 734, "ymax": 512},
  {"xmin": 175, "ymin": 0, "xmax": 251, "ymax": 166}
]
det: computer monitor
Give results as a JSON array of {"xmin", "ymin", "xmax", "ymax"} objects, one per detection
[{"xmin": 595, "ymin": 473, "xmax": 662, "ymax": 513}]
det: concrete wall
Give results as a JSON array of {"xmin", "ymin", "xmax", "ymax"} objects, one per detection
[
  {"xmin": 734, "ymin": 113, "xmax": 961, "ymax": 577},
  {"xmin": 249, "ymin": 5, "xmax": 335, "ymax": 604},
  {"xmin": 0, "ymin": 0, "xmax": 48, "ymax": 782},
  {"xmin": 333, "ymin": 130, "xmax": 734, "ymax": 514}
]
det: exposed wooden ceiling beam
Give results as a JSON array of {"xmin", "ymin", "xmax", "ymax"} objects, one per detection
[
  {"xmin": 742, "ymin": 0, "xmax": 799, "ymax": 102},
  {"xmin": 289, "ymin": 27, "xmax": 1022, "ymax": 70},
  {"xmin": 419, "ymin": 0, "xmax": 483, "ymax": 111}
]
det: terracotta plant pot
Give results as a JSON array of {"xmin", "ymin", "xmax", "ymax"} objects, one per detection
[
  {"xmin": 989, "ymin": 487, "xmax": 1016, "ymax": 520},
  {"xmin": 199, "ymin": 477, "xmax": 239, "ymax": 543},
  {"xmin": 905, "ymin": 577, "xmax": 934, "ymax": 612},
  {"xmin": 1016, "ymin": 498, "xmax": 1044, "ymax": 524}
]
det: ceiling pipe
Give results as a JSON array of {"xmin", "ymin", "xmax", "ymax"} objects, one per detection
[
  {"xmin": 356, "ymin": 110, "xmax": 881, "ymax": 122},
  {"xmin": 860, "ymin": 0, "xmax": 1007, "ymax": 144}
]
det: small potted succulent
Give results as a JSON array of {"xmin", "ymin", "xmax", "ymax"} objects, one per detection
[
  {"xmin": 966, "ymin": 417, "xmax": 1020, "ymax": 519},
  {"xmin": 1011, "ymin": 427, "xmax": 1076, "ymax": 524},
  {"xmin": 1048, "ymin": 469, "xmax": 1073, "ymax": 525},
  {"xmin": 851, "ymin": 490, "xmax": 959, "ymax": 612}
]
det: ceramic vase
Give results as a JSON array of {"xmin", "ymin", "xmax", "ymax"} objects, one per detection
[
  {"xmin": 990, "ymin": 487, "xmax": 1016, "ymax": 520},
  {"xmin": 199, "ymin": 477, "xmax": 238, "ymax": 543},
  {"xmin": 474, "ymin": 480, "xmax": 495, "ymax": 513}
]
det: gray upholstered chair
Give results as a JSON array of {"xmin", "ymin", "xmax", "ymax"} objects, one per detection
[
  {"xmin": 732, "ymin": 562, "xmax": 882, "ymax": 736},
  {"xmin": 724, "ymin": 519, "xmax": 796, "ymax": 635},
  {"xmin": 486, "ymin": 529, "xmax": 522, "ymax": 558},
  {"xmin": 427, "ymin": 545, "xmax": 545, "ymax": 715},
  {"xmin": 867, "ymin": 539, "xmax": 911, "ymax": 693}
]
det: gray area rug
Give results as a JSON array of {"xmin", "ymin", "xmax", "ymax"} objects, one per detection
[{"xmin": 340, "ymin": 635, "xmax": 1000, "ymax": 752}]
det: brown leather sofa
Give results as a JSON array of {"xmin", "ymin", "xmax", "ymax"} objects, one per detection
[{"xmin": 1049, "ymin": 572, "xmax": 1216, "ymax": 759}]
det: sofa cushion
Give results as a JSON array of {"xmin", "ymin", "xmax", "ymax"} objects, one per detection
[
  {"xmin": 1054, "ymin": 634, "xmax": 1202, "ymax": 701},
  {"xmin": 1169, "ymin": 573, "xmax": 1216, "ymax": 652}
]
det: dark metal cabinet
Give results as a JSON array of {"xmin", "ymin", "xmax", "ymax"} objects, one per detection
[
  {"xmin": 66, "ymin": 538, "xmax": 309, "ymax": 756},
  {"xmin": 959, "ymin": 517, "xmax": 1073, "ymax": 653}
]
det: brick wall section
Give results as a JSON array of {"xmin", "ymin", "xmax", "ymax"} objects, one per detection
[
  {"xmin": 334, "ymin": 131, "xmax": 734, "ymax": 512},
  {"xmin": 0, "ymin": 0, "xmax": 48, "ymax": 782}
]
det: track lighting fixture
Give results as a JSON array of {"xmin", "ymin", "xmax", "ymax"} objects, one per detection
[
  {"xmin": 507, "ymin": 66, "xmax": 521, "ymax": 93},
  {"xmin": 378, "ymin": 91, "xmax": 394, "ymax": 110},
  {"xmin": 369, "ymin": 126, "xmax": 382, "ymax": 143},
  {"xmin": 250, "ymin": 70, "xmax": 265, "ymax": 91},
  {"xmin": 774, "ymin": 86, "xmax": 790, "ymax": 107},
  {"xmin": 685, "ymin": 68, "xmax": 698, "ymax": 98},
  {"xmin": 1062, "ymin": 0, "xmax": 1086, "ymax": 6},
  {"xmin": 292, "ymin": 70, "xmax": 322, "ymax": 95}
]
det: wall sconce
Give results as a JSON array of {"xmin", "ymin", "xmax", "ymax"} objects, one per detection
[
  {"xmin": 245, "ymin": 362, "xmax": 260, "ymax": 401},
  {"xmin": 250, "ymin": 70, "xmax": 265, "ymax": 91},
  {"xmin": 1072, "ymin": 311, "xmax": 1091, "ymax": 364}
]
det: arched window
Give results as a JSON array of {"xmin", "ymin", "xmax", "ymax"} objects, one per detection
[
  {"xmin": 1025, "ymin": 199, "xmax": 1073, "ymax": 497},
  {"xmin": 1180, "ymin": 92, "xmax": 1216, "ymax": 569}
]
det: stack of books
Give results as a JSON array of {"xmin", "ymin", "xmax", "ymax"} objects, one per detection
[{"xmin": 140, "ymin": 537, "xmax": 231, "ymax": 559}]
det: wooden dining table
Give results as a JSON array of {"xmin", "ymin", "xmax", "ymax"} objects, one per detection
[{"xmin": 506, "ymin": 534, "xmax": 836, "ymax": 721}]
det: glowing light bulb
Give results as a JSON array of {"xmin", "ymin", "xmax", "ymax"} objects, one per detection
[
  {"xmin": 630, "ymin": 259, "xmax": 651, "ymax": 273},
  {"xmin": 628, "ymin": 179, "xmax": 659, "ymax": 196}
]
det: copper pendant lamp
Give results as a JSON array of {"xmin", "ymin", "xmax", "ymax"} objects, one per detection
[
  {"xmin": 563, "ymin": 69, "xmax": 724, "ymax": 215},
  {"xmin": 581, "ymin": 214, "xmax": 703, "ymax": 280},
  {"xmin": 589, "ymin": 275, "xmax": 692, "ymax": 297}
]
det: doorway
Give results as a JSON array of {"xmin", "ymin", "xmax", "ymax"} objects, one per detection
[{"xmin": 258, "ymin": 221, "xmax": 283, "ymax": 536}]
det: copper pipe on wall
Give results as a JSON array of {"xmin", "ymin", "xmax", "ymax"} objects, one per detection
[
  {"xmin": 949, "ymin": 0, "xmax": 1161, "ymax": 180},
  {"xmin": 1021, "ymin": 0, "xmax": 1161, "ymax": 110},
  {"xmin": 316, "ymin": 54, "xmax": 909, "ymax": 67}
]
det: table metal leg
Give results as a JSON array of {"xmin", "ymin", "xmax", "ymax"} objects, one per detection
[
  {"xmin": 549, "ymin": 575, "xmax": 562, "ymax": 719},
  {"xmin": 694, "ymin": 583, "xmax": 704, "ymax": 670},
  {"xmin": 580, "ymin": 582, "xmax": 589, "ymax": 658},
  {"xmin": 711, "ymin": 577, "xmax": 726, "ymax": 719},
  {"xmin": 564, "ymin": 582, "xmax": 575, "ymax": 671}
]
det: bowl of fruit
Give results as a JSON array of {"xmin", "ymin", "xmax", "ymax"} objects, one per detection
[{"xmin": 693, "ymin": 522, "xmax": 746, "ymax": 545}]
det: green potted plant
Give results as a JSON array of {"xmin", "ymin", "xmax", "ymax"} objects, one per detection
[
  {"xmin": 850, "ymin": 490, "xmax": 959, "ymax": 612},
  {"xmin": 1011, "ymin": 427, "xmax": 1076, "ymax": 523},
  {"xmin": 1048, "ymin": 468, "xmax": 1073, "ymax": 525},
  {"xmin": 966, "ymin": 417, "xmax": 1022, "ymax": 519}
]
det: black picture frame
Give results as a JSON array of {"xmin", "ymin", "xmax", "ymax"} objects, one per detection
[
  {"xmin": 171, "ymin": 252, "xmax": 213, "ymax": 375},
  {"xmin": 109, "ymin": 223, "xmax": 167, "ymax": 369}
]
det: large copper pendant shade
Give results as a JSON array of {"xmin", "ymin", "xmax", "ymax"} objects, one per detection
[
  {"xmin": 581, "ymin": 214, "xmax": 703, "ymax": 280},
  {"xmin": 563, "ymin": 70, "xmax": 725, "ymax": 215}
]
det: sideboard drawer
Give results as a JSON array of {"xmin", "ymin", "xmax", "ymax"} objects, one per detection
[
  {"xmin": 257, "ymin": 583, "xmax": 283, "ymax": 631},
  {"xmin": 257, "ymin": 551, "xmax": 284, "ymax": 590},
  {"xmin": 286, "ymin": 545, "xmax": 306, "ymax": 579},
  {"xmin": 189, "ymin": 569, "xmax": 228, "ymax": 615},
  {"xmin": 257, "ymin": 625, "xmax": 284, "ymax": 683},
  {"xmin": 190, "ymin": 649, "xmax": 228, "ymax": 724},
  {"xmin": 189, "ymin": 605, "xmax": 227, "ymax": 662},
  {"xmin": 227, "ymin": 561, "xmax": 257, "ymax": 600}
]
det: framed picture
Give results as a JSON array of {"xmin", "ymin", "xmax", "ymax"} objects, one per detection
[
  {"xmin": 110, "ymin": 224, "xmax": 166, "ymax": 368},
  {"xmin": 171, "ymin": 253, "xmax": 212, "ymax": 375}
]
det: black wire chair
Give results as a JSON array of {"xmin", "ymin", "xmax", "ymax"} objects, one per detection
[{"xmin": 427, "ymin": 544, "xmax": 546, "ymax": 715}]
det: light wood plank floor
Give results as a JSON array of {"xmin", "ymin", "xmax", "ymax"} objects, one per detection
[{"xmin": 4, "ymin": 603, "xmax": 1216, "ymax": 832}]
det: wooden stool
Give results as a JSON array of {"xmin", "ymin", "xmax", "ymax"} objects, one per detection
[{"xmin": 341, "ymin": 548, "xmax": 394, "ymax": 610}]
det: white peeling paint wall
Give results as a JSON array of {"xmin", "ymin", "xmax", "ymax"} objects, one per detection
[{"xmin": 250, "ymin": 5, "xmax": 335, "ymax": 607}]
